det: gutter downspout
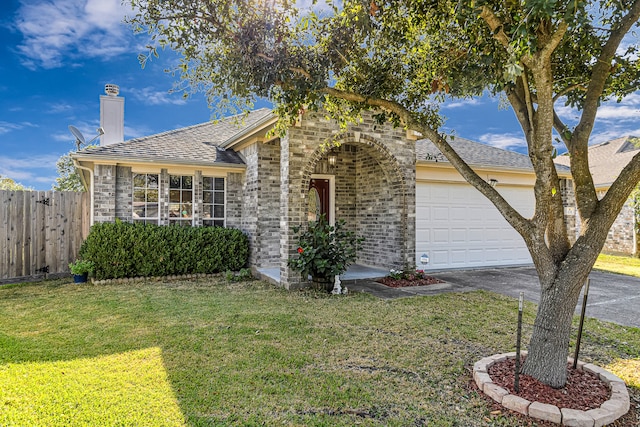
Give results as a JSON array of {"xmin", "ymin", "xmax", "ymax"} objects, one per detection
[{"xmin": 73, "ymin": 159, "xmax": 94, "ymax": 227}]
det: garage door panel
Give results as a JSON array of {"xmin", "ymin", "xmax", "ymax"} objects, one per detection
[
  {"xmin": 450, "ymin": 250, "xmax": 468, "ymax": 264},
  {"xmin": 433, "ymin": 207, "xmax": 449, "ymax": 220},
  {"xmin": 431, "ymin": 250, "xmax": 450, "ymax": 266},
  {"xmin": 416, "ymin": 181, "xmax": 533, "ymax": 269},
  {"xmin": 451, "ymin": 228, "xmax": 466, "ymax": 242},
  {"xmin": 450, "ymin": 207, "xmax": 467, "ymax": 221},
  {"xmin": 432, "ymin": 228, "xmax": 449, "ymax": 243}
]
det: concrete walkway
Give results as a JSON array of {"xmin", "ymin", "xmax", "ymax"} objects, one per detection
[{"xmin": 349, "ymin": 266, "xmax": 640, "ymax": 329}]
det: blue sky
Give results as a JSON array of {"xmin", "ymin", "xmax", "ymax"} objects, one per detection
[{"xmin": 1, "ymin": 0, "xmax": 639, "ymax": 190}]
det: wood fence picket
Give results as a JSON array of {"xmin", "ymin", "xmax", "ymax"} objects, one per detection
[{"xmin": 0, "ymin": 190, "xmax": 90, "ymax": 284}]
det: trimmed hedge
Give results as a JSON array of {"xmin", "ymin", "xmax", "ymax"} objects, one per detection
[{"xmin": 79, "ymin": 221, "xmax": 249, "ymax": 280}]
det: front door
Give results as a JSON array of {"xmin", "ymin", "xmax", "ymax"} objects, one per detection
[{"xmin": 309, "ymin": 178, "xmax": 330, "ymax": 222}]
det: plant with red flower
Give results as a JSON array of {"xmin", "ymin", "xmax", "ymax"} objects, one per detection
[{"xmin": 288, "ymin": 214, "xmax": 363, "ymax": 285}]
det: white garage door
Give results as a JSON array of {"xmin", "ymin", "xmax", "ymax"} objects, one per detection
[{"xmin": 416, "ymin": 181, "xmax": 534, "ymax": 270}]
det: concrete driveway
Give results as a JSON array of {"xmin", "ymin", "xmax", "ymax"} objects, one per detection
[{"xmin": 349, "ymin": 266, "xmax": 640, "ymax": 328}]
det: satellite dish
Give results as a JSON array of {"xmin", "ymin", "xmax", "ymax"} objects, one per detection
[
  {"xmin": 69, "ymin": 125, "xmax": 86, "ymax": 148},
  {"xmin": 68, "ymin": 126, "xmax": 104, "ymax": 150}
]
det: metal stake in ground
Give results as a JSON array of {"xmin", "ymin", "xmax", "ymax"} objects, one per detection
[
  {"xmin": 573, "ymin": 278, "xmax": 591, "ymax": 369},
  {"xmin": 515, "ymin": 291, "xmax": 524, "ymax": 393}
]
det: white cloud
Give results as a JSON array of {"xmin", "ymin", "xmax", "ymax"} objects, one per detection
[
  {"xmin": 0, "ymin": 121, "xmax": 38, "ymax": 135},
  {"xmin": 47, "ymin": 102, "xmax": 74, "ymax": 114},
  {"xmin": 127, "ymin": 86, "xmax": 188, "ymax": 106},
  {"xmin": 442, "ymin": 98, "xmax": 483, "ymax": 109},
  {"xmin": 596, "ymin": 105, "xmax": 640, "ymax": 120},
  {"xmin": 0, "ymin": 154, "xmax": 61, "ymax": 187},
  {"xmin": 478, "ymin": 133, "xmax": 526, "ymax": 150},
  {"xmin": 13, "ymin": 0, "xmax": 134, "ymax": 69},
  {"xmin": 554, "ymin": 92, "xmax": 640, "ymax": 144}
]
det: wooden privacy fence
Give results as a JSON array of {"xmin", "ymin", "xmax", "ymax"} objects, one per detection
[{"xmin": 0, "ymin": 190, "xmax": 90, "ymax": 284}]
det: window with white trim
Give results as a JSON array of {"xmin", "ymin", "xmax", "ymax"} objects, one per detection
[
  {"xmin": 169, "ymin": 175, "xmax": 193, "ymax": 226},
  {"xmin": 202, "ymin": 177, "xmax": 225, "ymax": 227},
  {"xmin": 132, "ymin": 173, "xmax": 159, "ymax": 224}
]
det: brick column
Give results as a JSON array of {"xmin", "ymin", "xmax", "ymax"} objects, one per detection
[
  {"xmin": 279, "ymin": 133, "xmax": 304, "ymax": 289},
  {"xmin": 93, "ymin": 164, "xmax": 116, "ymax": 223}
]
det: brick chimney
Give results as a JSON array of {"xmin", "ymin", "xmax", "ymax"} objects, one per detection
[{"xmin": 99, "ymin": 84, "xmax": 124, "ymax": 146}]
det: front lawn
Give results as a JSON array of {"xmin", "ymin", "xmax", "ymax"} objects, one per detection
[
  {"xmin": 0, "ymin": 278, "xmax": 638, "ymax": 426},
  {"xmin": 594, "ymin": 253, "xmax": 640, "ymax": 277}
]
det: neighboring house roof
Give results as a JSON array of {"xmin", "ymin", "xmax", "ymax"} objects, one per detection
[
  {"xmin": 73, "ymin": 108, "xmax": 275, "ymax": 167},
  {"xmin": 554, "ymin": 136, "xmax": 640, "ymax": 188},
  {"xmin": 416, "ymin": 136, "xmax": 541, "ymax": 172}
]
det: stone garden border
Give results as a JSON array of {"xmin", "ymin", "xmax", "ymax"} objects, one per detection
[{"xmin": 474, "ymin": 352, "xmax": 630, "ymax": 426}]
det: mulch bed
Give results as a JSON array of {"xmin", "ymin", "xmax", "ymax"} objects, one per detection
[
  {"xmin": 376, "ymin": 275, "xmax": 444, "ymax": 288},
  {"xmin": 469, "ymin": 359, "xmax": 640, "ymax": 426},
  {"xmin": 489, "ymin": 357, "xmax": 610, "ymax": 410}
]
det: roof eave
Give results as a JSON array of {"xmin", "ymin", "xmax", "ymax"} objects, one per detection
[
  {"xmin": 219, "ymin": 113, "xmax": 279, "ymax": 149},
  {"xmin": 72, "ymin": 153, "xmax": 246, "ymax": 170},
  {"xmin": 416, "ymin": 159, "xmax": 571, "ymax": 177}
]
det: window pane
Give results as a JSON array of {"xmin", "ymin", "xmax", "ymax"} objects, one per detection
[
  {"xmin": 203, "ymin": 177, "xmax": 213, "ymax": 191},
  {"xmin": 183, "ymin": 190, "xmax": 193, "ymax": 202},
  {"xmin": 183, "ymin": 176, "xmax": 193, "ymax": 189},
  {"xmin": 214, "ymin": 192, "xmax": 224, "ymax": 204},
  {"xmin": 214, "ymin": 205, "xmax": 224, "ymax": 218},
  {"xmin": 203, "ymin": 192, "xmax": 213, "ymax": 204},
  {"xmin": 214, "ymin": 219, "xmax": 224, "ymax": 227},
  {"xmin": 133, "ymin": 174, "xmax": 145, "ymax": 188},
  {"xmin": 133, "ymin": 189, "xmax": 146, "ymax": 202},
  {"xmin": 169, "ymin": 203, "xmax": 180, "ymax": 217},
  {"xmin": 169, "ymin": 175, "xmax": 180, "ymax": 188},
  {"xmin": 169, "ymin": 189, "xmax": 180, "ymax": 203},
  {"xmin": 133, "ymin": 207, "xmax": 145, "ymax": 218},
  {"xmin": 147, "ymin": 174, "xmax": 158, "ymax": 189},
  {"xmin": 146, "ymin": 204, "xmax": 158, "ymax": 218},
  {"xmin": 202, "ymin": 207, "xmax": 212, "ymax": 219},
  {"xmin": 214, "ymin": 178, "xmax": 224, "ymax": 191},
  {"xmin": 147, "ymin": 189, "xmax": 158, "ymax": 202},
  {"xmin": 181, "ymin": 203, "xmax": 192, "ymax": 217}
]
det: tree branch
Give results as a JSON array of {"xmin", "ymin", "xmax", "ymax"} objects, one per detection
[
  {"xmin": 478, "ymin": 7, "xmax": 511, "ymax": 49},
  {"xmin": 552, "ymin": 110, "xmax": 571, "ymax": 147},
  {"xmin": 553, "ymin": 83, "xmax": 587, "ymax": 102},
  {"xmin": 539, "ymin": 21, "xmax": 568, "ymax": 60}
]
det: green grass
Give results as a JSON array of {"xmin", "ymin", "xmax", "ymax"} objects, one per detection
[
  {"xmin": 0, "ymin": 277, "xmax": 638, "ymax": 426},
  {"xmin": 594, "ymin": 253, "xmax": 640, "ymax": 277}
]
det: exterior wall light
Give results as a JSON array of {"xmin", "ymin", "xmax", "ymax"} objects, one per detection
[
  {"xmin": 328, "ymin": 154, "xmax": 337, "ymax": 167},
  {"xmin": 489, "ymin": 179, "xmax": 498, "ymax": 188}
]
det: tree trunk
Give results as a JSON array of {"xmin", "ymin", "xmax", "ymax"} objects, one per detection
[{"xmin": 522, "ymin": 273, "xmax": 584, "ymax": 388}]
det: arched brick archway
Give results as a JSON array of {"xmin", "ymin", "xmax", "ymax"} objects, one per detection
[
  {"xmin": 302, "ymin": 133, "xmax": 409, "ymax": 267},
  {"xmin": 278, "ymin": 112, "xmax": 416, "ymax": 289}
]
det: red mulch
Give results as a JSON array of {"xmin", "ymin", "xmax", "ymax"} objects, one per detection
[
  {"xmin": 376, "ymin": 275, "xmax": 444, "ymax": 288},
  {"xmin": 488, "ymin": 357, "xmax": 610, "ymax": 411}
]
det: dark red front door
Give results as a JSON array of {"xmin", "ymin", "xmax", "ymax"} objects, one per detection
[{"xmin": 309, "ymin": 178, "xmax": 330, "ymax": 222}]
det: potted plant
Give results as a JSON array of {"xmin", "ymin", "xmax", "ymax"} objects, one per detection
[
  {"xmin": 69, "ymin": 259, "xmax": 94, "ymax": 283},
  {"xmin": 288, "ymin": 215, "xmax": 363, "ymax": 291}
]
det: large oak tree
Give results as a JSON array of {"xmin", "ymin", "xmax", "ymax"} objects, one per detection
[{"xmin": 127, "ymin": 0, "xmax": 640, "ymax": 387}]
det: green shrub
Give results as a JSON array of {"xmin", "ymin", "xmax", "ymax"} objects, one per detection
[{"xmin": 79, "ymin": 222, "xmax": 249, "ymax": 280}]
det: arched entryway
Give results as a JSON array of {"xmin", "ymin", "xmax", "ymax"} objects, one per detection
[{"xmin": 299, "ymin": 134, "xmax": 410, "ymax": 271}]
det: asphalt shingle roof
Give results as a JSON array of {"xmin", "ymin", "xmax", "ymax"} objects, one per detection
[
  {"xmin": 554, "ymin": 136, "xmax": 640, "ymax": 188},
  {"xmin": 76, "ymin": 108, "xmax": 274, "ymax": 166},
  {"xmin": 416, "ymin": 136, "xmax": 537, "ymax": 171},
  {"xmin": 77, "ymin": 107, "xmax": 556, "ymax": 173}
]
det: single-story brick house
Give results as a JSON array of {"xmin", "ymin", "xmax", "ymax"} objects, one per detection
[
  {"xmin": 555, "ymin": 136, "xmax": 639, "ymax": 256},
  {"xmin": 72, "ymin": 85, "xmax": 576, "ymax": 288}
]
